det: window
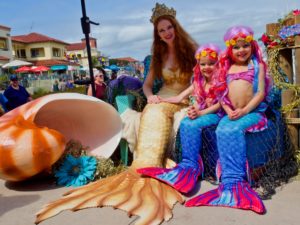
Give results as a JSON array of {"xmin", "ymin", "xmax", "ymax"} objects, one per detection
[
  {"xmin": 52, "ymin": 48, "xmax": 61, "ymax": 57},
  {"xmin": 17, "ymin": 49, "xmax": 26, "ymax": 58},
  {"xmin": 0, "ymin": 38, "xmax": 8, "ymax": 50},
  {"xmin": 30, "ymin": 48, "xmax": 44, "ymax": 58}
]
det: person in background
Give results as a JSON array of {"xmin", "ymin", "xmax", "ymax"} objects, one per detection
[
  {"xmin": 53, "ymin": 80, "xmax": 59, "ymax": 92},
  {"xmin": 4, "ymin": 74, "xmax": 32, "ymax": 111},
  {"xmin": 110, "ymin": 70, "xmax": 117, "ymax": 81},
  {"xmin": 87, "ymin": 68, "xmax": 107, "ymax": 100},
  {"xmin": 0, "ymin": 93, "xmax": 8, "ymax": 113},
  {"xmin": 66, "ymin": 80, "xmax": 74, "ymax": 89},
  {"xmin": 106, "ymin": 73, "xmax": 143, "ymax": 104},
  {"xmin": 58, "ymin": 78, "xmax": 66, "ymax": 91}
]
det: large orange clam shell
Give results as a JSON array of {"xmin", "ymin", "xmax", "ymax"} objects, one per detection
[{"xmin": 0, "ymin": 93, "xmax": 122, "ymax": 181}]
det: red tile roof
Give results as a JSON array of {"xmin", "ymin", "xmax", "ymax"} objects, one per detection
[
  {"xmin": 0, "ymin": 25, "xmax": 11, "ymax": 31},
  {"xmin": 0, "ymin": 56, "xmax": 10, "ymax": 61},
  {"xmin": 29, "ymin": 59, "xmax": 80, "ymax": 67},
  {"xmin": 113, "ymin": 57, "xmax": 139, "ymax": 62},
  {"xmin": 66, "ymin": 42, "xmax": 86, "ymax": 51},
  {"xmin": 12, "ymin": 32, "xmax": 68, "ymax": 45}
]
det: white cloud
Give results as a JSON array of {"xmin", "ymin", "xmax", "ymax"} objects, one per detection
[{"xmin": 1, "ymin": 0, "xmax": 300, "ymax": 60}]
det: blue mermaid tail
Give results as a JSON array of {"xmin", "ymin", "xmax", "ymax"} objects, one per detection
[
  {"xmin": 137, "ymin": 114, "xmax": 220, "ymax": 193},
  {"xmin": 186, "ymin": 113, "xmax": 267, "ymax": 213}
]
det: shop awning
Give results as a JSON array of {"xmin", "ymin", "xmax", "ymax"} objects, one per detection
[{"xmin": 51, "ymin": 65, "xmax": 67, "ymax": 71}]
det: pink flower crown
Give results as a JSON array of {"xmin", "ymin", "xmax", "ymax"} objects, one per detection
[
  {"xmin": 225, "ymin": 32, "xmax": 254, "ymax": 47},
  {"xmin": 195, "ymin": 48, "xmax": 218, "ymax": 60}
]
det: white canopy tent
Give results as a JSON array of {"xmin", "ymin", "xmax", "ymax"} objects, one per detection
[{"xmin": 1, "ymin": 60, "xmax": 33, "ymax": 69}]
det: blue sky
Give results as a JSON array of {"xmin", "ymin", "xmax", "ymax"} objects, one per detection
[{"xmin": 1, "ymin": 0, "xmax": 300, "ymax": 61}]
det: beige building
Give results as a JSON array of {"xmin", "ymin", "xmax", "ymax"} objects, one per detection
[
  {"xmin": 11, "ymin": 32, "xmax": 79, "ymax": 70},
  {"xmin": 66, "ymin": 37, "xmax": 101, "ymax": 68},
  {"xmin": 0, "ymin": 25, "xmax": 13, "ymax": 67}
]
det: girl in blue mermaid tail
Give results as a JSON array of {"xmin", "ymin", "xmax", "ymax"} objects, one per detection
[
  {"xmin": 185, "ymin": 25, "xmax": 271, "ymax": 214},
  {"xmin": 137, "ymin": 43, "xmax": 223, "ymax": 193}
]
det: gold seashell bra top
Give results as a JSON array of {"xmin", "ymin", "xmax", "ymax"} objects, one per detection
[{"xmin": 157, "ymin": 67, "xmax": 192, "ymax": 98}]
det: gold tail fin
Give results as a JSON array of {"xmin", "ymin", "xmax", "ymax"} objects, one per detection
[{"xmin": 36, "ymin": 169, "xmax": 184, "ymax": 225}]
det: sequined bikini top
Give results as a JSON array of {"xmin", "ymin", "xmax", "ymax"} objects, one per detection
[
  {"xmin": 227, "ymin": 66, "xmax": 254, "ymax": 84},
  {"xmin": 162, "ymin": 67, "xmax": 191, "ymax": 85}
]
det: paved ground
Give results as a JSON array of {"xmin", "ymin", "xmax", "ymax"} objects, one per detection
[{"xmin": 0, "ymin": 176, "xmax": 300, "ymax": 225}]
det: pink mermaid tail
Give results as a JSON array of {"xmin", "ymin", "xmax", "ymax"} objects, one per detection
[
  {"xmin": 137, "ymin": 158, "xmax": 203, "ymax": 193},
  {"xmin": 185, "ymin": 181, "xmax": 266, "ymax": 214}
]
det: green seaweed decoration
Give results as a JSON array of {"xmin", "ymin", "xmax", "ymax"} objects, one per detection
[
  {"xmin": 263, "ymin": 10, "xmax": 300, "ymax": 114},
  {"xmin": 267, "ymin": 48, "xmax": 300, "ymax": 114}
]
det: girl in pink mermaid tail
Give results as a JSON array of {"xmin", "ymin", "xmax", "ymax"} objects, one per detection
[
  {"xmin": 137, "ymin": 43, "xmax": 223, "ymax": 193},
  {"xmin": 36, "ymin": 3, "xmax": 198, "ymax": 225},
  {"xmin": 185, "ymin": 25, "xmax": 270, "ymax": 214}
]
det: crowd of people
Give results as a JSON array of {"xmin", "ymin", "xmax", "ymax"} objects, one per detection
[{"xmin": 0, "ymin": 67, "xmax": 142, "ymax": 114}]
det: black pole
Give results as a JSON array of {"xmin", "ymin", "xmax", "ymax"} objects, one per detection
[{"xmin": 80, "ymin": 0, "xmax": 99, "ymax": 97}]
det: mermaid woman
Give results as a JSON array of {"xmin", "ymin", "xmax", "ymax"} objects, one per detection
[
  {"xmin": 36, "ymin": 3, "xmax": 198, "ymax": 225},
  {"xmin": 137, "ymin": 43, "xmax": 223, "ymax": 193}
]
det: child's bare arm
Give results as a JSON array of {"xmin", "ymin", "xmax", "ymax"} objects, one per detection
[
  {"xmin": 220, "ymin": 102, "xmax": 234, "ymax": 118},
  {"xmin": 243, "ymin": 63, "xmax": 265, "ymax": 113},
  {"xmin": 199, "ymin": 102, "xmax": 221, "ymax": 116}
]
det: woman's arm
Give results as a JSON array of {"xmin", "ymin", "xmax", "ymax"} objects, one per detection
[
  {"xmin": 143, "ymin": 69, "xmax": 161, "ymax": 103},
  {"xmin": 87, "ymin": 84, "xmax": 92, "ymax": 96},
  {"xmin": 163, "ymin": 85, "xmax": 194, "ymax": 103}
]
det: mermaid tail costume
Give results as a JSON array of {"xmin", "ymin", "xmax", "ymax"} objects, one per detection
[
  {"xmin": 137, "ymin": 114, "xmax": 221, "ymax": 193},
  {"xmin": 36, "ymin": 69, "xmax": 193, "ymax": 225},
  {"xmin": 186, "ymin": 58, "xmax": 269, "ymax": 214}
]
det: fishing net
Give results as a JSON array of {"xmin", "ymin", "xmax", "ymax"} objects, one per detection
[{"xmin": 172, "ymin": 88, "xmax": 299, "ymax": 199}]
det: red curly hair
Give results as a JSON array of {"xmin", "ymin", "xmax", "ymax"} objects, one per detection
[{"xmin": 150, "ymin": 15, "xmax": 198, "ymax": 78}]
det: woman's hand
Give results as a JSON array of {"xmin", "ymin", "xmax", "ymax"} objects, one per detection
[
  {"xmin": 147, "ymin": 95, "xmax": 162, "ymax": 104},
  {"xmin": 162, "ymin": 96, "xmax": 182, "ymax": 104},
  {"xmin": 187, "ymin": 105, "xmax": 200, "ymax": 120}
]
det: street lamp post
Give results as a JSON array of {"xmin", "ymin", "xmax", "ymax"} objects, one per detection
[{"xmin": 80, "ymin": 0, "xmax": 99, "ymax": 97}]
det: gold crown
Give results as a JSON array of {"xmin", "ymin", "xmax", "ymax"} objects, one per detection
[{"xmin": 150, "ymin": 3, "xmax": 176, "ymax": 23}]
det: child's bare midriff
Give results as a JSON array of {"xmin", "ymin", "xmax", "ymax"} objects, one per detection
[{"xmin": 228, "ymin": 80, "xmax": 253, "ymax": 109}]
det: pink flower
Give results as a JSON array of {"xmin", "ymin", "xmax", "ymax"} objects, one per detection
[
  {"xmin": 293, "ymin": 9, "xmax": 300, "ymax": 16},
  {"xmin": 268, "ymin": 41, "xmax": 279, "ymax": 48},
  {"xmin": 261, "ymin": 34, "xmax": 270, "ymax": 43}
]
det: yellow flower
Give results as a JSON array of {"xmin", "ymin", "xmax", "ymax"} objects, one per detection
[
  {"xmin": 196, "ymin": 53, "xmax": 201, "ymax": 60},
  {"xmin": 210, "ymin": 52, "xmax": 217, "ymax": 58},
  {"xmin": 225, "ymin": 40, "xmax": 230, "ymax": 47},
  {"xmin": 245, "ymin": 35, "xmax": 253, "ymax": 42},
  {"xmin": 201, "ymin": 50, "xmax": 207, "ymax": 57},
  {"xmin": 229, "ymin": 39, "xmax": 236, "ymax": 46}
]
